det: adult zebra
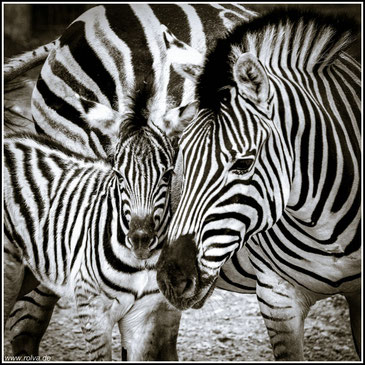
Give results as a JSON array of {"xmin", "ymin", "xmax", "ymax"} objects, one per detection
[
  {"xmin": 25, "ymin": 4, "xmax": 256, "ymax": 158},
  {"xmin": 4, "ymin": 3, "xmax": 257, "ymax": 360},
  {"xmin": 156, "ymin": 8, "xmax": 361, "ymax": 361}
]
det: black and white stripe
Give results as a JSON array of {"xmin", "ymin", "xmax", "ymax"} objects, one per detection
[
  {"xmin": 157, "ymin": 8, "xmax": 361, "ymax": 361},
  {"xmin": 4, "ymin": 3, "xmax": 257, "ymax": 360},
  {"xmin": 4, "ymin": 89, "xmax": 181, "ymax": 360},
  {"xmin": 29, "ymin": 4, "xmax": 256, "ymax": 159}
]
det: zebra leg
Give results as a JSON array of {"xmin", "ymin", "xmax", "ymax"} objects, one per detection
[
  {"xmin": 8, "ymin": 285, "xmax": 59, "ymax": 357},
  {"xmin": 4, "ymin": 242, "xmax": 25, "ymax": 324},
  {"xmin": 75, "ymin": 294, "xmax": 114, "ymax": 360},
  {"xmin": 74, "ymin": 277, "xmax": 114, "ymax": 361},
  {"xmin": 344, "ymin": 291, "xmax": 361, "ymax": 358},
  {"xmin": 255, "ymin": 269, "xmax": 313, "ymax": 361},
  {"xmin": 118, "ymin": 296, "xmax": 181, "ymax": 360}
]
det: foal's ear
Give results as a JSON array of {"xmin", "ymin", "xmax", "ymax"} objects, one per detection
[
  {"xmin": 163, "ymin": 101, "xmax": 199, "ymax": 139},
  {"xmin": 233, "ymin": 53, "xmax": 269, "ymax": 105},
  {"xmin": 161, "ymin": 24, "xmax": 204, "ymax": 81}
]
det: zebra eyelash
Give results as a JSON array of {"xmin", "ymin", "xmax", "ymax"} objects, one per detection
[{"xmin": 161, "ymin": 167, "xmax": 175, "ymax": 183}]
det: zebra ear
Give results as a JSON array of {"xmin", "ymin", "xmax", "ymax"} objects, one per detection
[
  {"xmin": 163, "ymin": 101, "xmax": 198, "ymax": 139},
  {"xmin": 233, "ymin": 53, "xmax": 269, "ymax": 104},
  {"xmin": 161, "ymin": 24, "xmax": 204, "ymax": 81}
]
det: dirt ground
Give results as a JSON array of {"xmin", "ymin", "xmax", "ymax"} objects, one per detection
[{"xmin": 4, "ymin": 290, "xmax": 358, "ymax": 362}]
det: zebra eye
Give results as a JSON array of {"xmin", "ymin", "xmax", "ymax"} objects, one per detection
[
  {"xmin": 218, "ymin": 87, "xmax": 231, "ymax": 103},
  {"xmin": 230, "ymin": 158, "xmax": 255, "ymax": 175},
  {"xmin": 162, "ymin": 169, "xmax": 173, "ymax": 183}
]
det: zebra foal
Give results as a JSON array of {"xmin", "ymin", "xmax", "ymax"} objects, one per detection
[
  {"xmin": 4, "ymin": 88, "xmax": 185, "ymax": 361},
  {"xmin": 157, "ymin": 8, "xmax": 361, "ymax": 361}
]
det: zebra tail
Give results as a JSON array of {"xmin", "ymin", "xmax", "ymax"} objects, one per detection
[
  {"xmin": 4, "ymin": 39, "xmax": 60, "ymax": 133},
  {"xmin": 4, "ymin": 39, "xmax": 59, "ymax": 82}
]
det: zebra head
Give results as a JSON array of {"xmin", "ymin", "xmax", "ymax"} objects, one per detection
[
  {"xmin": 157, "ymin": 47, "xmax": 292, "ymax": 309},
  {"xmin": 77, "ymin": 84, "xmax": 189, "ymax": 261},
  {"xmin": 112, "ymin": 116, "xmax": 175, "ymax": 261}
]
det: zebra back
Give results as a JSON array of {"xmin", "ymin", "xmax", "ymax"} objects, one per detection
[{"xmin": 30, "ymin": 4, "xmax": 257, "ymax": 159}]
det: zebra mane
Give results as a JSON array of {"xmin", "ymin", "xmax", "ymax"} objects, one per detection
[
  {"xmin": 113, "ymin": 74, "xmax": 171, "ymax": 159},
  {"xmin": 197, "ymin": 7, "xmax": 359, "ymax": 111},
  {"xmin": 119, "ymin": 74, "xmax": 156, "ymax": 138}
]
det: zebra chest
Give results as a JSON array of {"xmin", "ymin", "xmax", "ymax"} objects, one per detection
[
  {"xmin": 124, "ymin": 269, "xmax": 159, "ymax": 297},
  {"xmin": 97, "ymin": 266, "xmax": 159, "ymax": 300}
]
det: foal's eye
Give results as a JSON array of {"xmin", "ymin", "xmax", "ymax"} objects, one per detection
[
  {"xmin": 162, "ymin": 169, "xmax": 173, "ymax": 183},
  {"xmin": 230, "ymin": 158, "xmax": 255, "ymax": 175},
  {"xmin": 218, "ymin": 87, "xmax": 231, "ymax": 103}
]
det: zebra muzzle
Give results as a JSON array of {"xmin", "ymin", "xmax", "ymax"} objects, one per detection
[
  {"xmin": 128, "ymin": 231, "xmax": 157, "ymax": 260},
  {"xmin": 156, "ymin": 234, "xmax": 203, "ymax": 309},
  {"xmin": 128, "ymin": 216, "xmax": 158, "ymax": 260}
]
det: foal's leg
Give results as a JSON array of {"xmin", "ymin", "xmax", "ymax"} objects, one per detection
[{"xmin": 74, "ymin": 271, "xmax": 114, "ymax": 361}]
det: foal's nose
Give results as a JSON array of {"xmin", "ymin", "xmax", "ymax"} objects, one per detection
[{"xmin": 128, "ymin": 216, "xmax": 157, "ymax": 259}]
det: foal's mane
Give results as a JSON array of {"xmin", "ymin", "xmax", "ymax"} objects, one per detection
[
  {"xmin": 120, "ymin": 74, "xmax": 155, "ymax": 135},
  {"xmin": 115, "ymin": 74, "xmax": 170, "ymax": 158}
]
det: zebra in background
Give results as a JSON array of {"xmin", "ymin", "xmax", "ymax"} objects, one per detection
[
  {"xmin": 156, "ymin": 8, "xmax": 361, "ymax": 360},
  {"xmin": 3, "ymin": 3, "xmax": 257, "ymax": 360},
  {"xmin": 4, "ymin": 83, "xmax": 189, "ymax": 360},
  {"xmin": 29, "ymin": 3, "xmax": 256, "ymax": 159}
]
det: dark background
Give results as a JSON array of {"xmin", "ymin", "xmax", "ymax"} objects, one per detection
[{"xmin": 4, "ymin": 3, "xmax": 362, "ymax": 61}]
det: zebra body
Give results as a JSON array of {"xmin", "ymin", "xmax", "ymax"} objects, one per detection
[
  {"xmin": 4, "ymin": 3, "xmax": 257, "ymax": 360},
  {"xmin": 156, "ymin": 8, "xmax": 361, "ymax": 360},
  {"xmin": 30, "ymin": 3, "xmax": 256, "ymax": 159}
]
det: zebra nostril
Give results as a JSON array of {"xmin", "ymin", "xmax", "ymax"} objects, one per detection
[
  {"xmin": 128, "ymin": 229, "xmax": 158, "ymax": 259},
  {"xmin": 174, "ymin": 277, "xmax": 195, "ymax": 298}
]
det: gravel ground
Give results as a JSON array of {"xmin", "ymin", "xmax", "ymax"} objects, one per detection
[{"xmin": 4, "ymin": 291, "xmax": 358, "ymax": 362}]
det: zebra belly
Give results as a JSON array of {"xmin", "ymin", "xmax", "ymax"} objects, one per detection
[{"xmin": 247, "ymin": 228, "xmax": 361, "ymax": 296}]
